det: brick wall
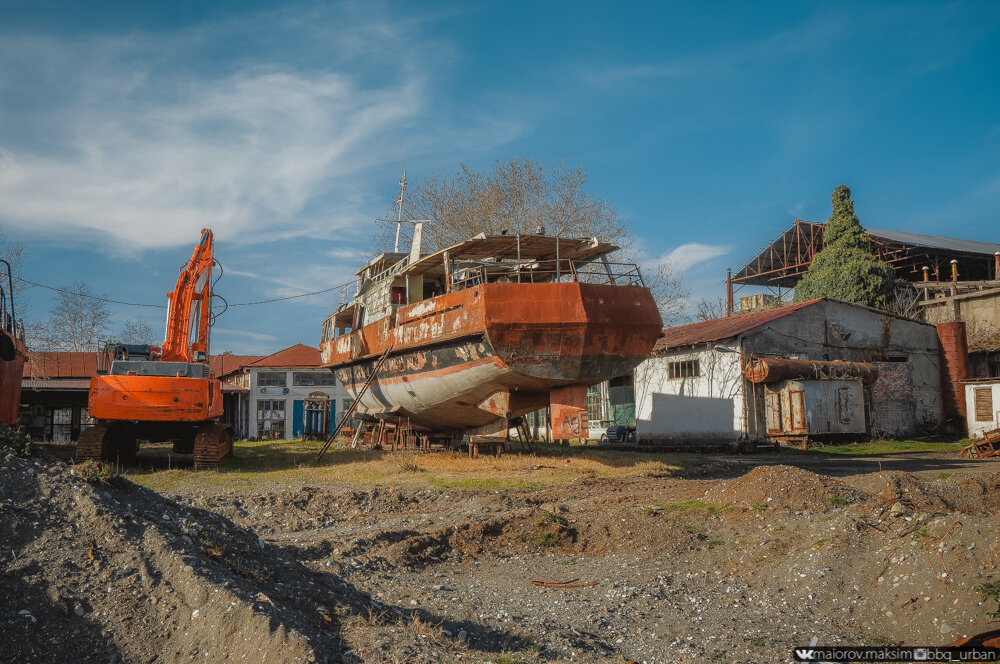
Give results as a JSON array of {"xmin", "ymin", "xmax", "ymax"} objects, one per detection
[
  {"xmin": 937, "ymin": 322, "xmax": 971, "ymax": 420},
  {"xmin": 870, "ymin": 361, "xmax": 915, "ymax": 436}
]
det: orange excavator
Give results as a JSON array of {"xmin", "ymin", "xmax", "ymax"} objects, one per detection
[{"xmin": 77, "ymin": 229, "xmax": 232, "ymax": 469}]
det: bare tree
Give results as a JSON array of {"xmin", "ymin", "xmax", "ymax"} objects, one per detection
[
  {"xmin": 407, "ymin": 157, "xmax": 629, "ymax": 252},
  {"xmin": 696, "ymin": 297, "xmax": 729, "ymax": 321},
  {"xmin": 0, "ymin": 225, "xmax": 29, "ymax": 322},
  {"xmin": 118, "ymin": 318, "xmax": 157, "ymax": 345},
  {"xmin": 884, "ymin": 284, "xmax": 922, "ymax": 321},
  {"xmin": 27, "ymin": 281, "xmax": 111, "ymax": 351},
  {"xmin": 403, "ymin": 156, "xmax": 687, "ymax": 321},
  {"xmin": 649, "ymin": 258, "xmax": 690, "ymax": 325}
]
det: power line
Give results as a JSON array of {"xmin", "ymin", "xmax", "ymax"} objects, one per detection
[
  {"xmin": 14, "ymin": 275, "xmax": 356, "ymax": 309},
  {"xmin": 14, "ymin": 276, "xmax": 167, "ymax": 308}
]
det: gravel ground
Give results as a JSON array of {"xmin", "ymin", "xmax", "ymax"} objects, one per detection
[{"xmin": 4, "ymin": 446, "xmax": 1000, "ymax": 663}]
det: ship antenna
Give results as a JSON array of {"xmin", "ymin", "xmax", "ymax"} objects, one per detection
[{"xmin": 394, "ymin": 169, "xmax": 407, "ymax": 253}]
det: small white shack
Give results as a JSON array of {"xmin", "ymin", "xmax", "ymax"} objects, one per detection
[
  {"xmin": 965, "ymin": 380, "xmax": 1000, "ymax": 437},
  {"xmin": 634, "ymin": 298, "xmax": 945, "ymax": 446}
]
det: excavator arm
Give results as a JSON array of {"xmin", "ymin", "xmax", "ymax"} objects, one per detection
[{"xmin": 159, "ymin": 229, "xmax": 214, "ymax": 363}]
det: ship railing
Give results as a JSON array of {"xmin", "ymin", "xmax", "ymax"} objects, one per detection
[{"xmin": 449, "ymin": 258, "xmax": 646, "ymax": 291}]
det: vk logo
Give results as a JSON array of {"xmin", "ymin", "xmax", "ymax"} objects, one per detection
[{"xmin": 794, "ymin": 649, "xmax": 815, "ymax": 660}]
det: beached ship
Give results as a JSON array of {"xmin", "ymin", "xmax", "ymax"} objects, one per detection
[
  {"xmin": 0, "ymin": 259, "xmax": 27, "ymax": 429},
  {"xmin": 319, "ymin": 229, "xmax": 662, "ymax": 439}
]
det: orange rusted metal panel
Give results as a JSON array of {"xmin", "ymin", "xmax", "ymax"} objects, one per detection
[
  {"xmin": 0, "ymin": 331, "xmax": 27, "ymax": 427},
  {"xmin": 89, "ymin": 375, "xmax": 223, "ymax": 422},
  {"xmin": 550, "ymin": 385, "xmax": 589, "ymax": 440},
  {"xmin": 745, "ymin": 358, "xmax": 879, "ymax": 385}
]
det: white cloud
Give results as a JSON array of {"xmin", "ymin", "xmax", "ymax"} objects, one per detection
[
  {"xmin": 211, "ymin": 328, "xmax": 279, "ymax": 342},
  {"xmin": 654, "ymin": 243, "xmax": 730, "ymax": 272}
]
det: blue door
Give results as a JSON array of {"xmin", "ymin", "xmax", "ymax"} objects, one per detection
[
  {"xmin": 328, "ymin": 400, "xmax": 337, "ymax": 436},
  {"xmin": 292, "ymin": 400, "xmax": 304, "ymax": 439}
]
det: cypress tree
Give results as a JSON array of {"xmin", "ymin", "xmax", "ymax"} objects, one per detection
[{"xmin": 794, "ymin": 185, "xmax": 893, "ymax": 308}]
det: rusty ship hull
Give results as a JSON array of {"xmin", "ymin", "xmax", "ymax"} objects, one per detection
[
  {"xmin": 321, "ymin": 280, "xmax": 662, "ymax": 433},
  {"xmin": 0, "ymin": 328, "xmax": 27, "ymax": 428}
]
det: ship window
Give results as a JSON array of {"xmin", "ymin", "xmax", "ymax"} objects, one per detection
[
  {"xmin": 293, "ymin": 371, "xmax": 336, "ymax": 386},
  {"xmin": 257, "ymin": 371, "xmax": 286, "ymax": 387},
  {"xmin": 667, "ymin": 359, "xmax": 700, "ymax": 380}
]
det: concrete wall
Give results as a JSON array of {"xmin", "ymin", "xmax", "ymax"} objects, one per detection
[
  {"xmin": 635, "ymin": 347, "xmax": 744, "ymax": 444},
  {"xmin": 920, "ymin": 286, "xmax": 1000, "ymax": 327},
  {"xmin": 743, "ymin": 300, "xmax": 943, "ymax": 436},
  {"xmin": 965, "ymin": 382, "xmax": 1000, "ymax": 438}
]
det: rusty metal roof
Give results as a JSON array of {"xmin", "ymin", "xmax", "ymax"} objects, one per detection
[
  {"xmin": 23, "ymin": 352, "xmax": 99, "ymax": 378},
  {"xmin": 404, "ymin": 234, "xmax": 617, "ymax": 277},
  {"xmin": 655, "ymin": 299, "xmax": 822, "ymax": 352},
  {"xmin": 242, "ymin": 344, "xmax": 323, "ymax": 370},
  {"xmin": 24, "ymin": 351, "xmax": 265, "ymax": 379}
]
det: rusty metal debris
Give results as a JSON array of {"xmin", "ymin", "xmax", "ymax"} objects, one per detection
[
  {"xmin": 529, "ymin": 578, "xmax": 600, "ymax": 589},
  {"xmin": 961, "ymin": 428, "xmax": 1000, "ymax": 459}
]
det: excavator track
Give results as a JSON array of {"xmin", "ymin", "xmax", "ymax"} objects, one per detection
[
  {"xmin": 76, "ymin": 422, "xmax": 137, "ymax": 462},
  {"xmin": 193, "ymin": 423, "xmax": 233, "ymax": 470}
]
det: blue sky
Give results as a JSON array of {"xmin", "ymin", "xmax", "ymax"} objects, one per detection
[{"xmin": 1, "ymin": 1, "xmax": 999, "ymax": 353}]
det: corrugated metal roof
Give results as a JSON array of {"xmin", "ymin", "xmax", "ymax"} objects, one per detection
[
  {"xmin": 22, "ymin": 378, "xmax": 92, "ymax": 390},
  {"xmin": 24, "ymin": 351, "xmax": 264, "ymax": 379},
  {"xmin": 867, "ymin": 229, "xmax": 1000, "ymax": 256},
  {"xmin": 23, "ymin": 352, "xmax": 99, "ymax": 378},
  {"xmin": 655, "ymin": 299, "xmax": 822, "ymax": 352}
]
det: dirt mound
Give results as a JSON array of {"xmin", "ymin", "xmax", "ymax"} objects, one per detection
[
  {"xmin": 0, "ymin": 454, "xmax": 369, "ymax": 663},
  {"xmin": 702, "ymin": 464, "xmax": 869, "ymax": 512},
  {"xmin": 843, "ymin": 471, "xmax": 1000, "ymax": 514}
]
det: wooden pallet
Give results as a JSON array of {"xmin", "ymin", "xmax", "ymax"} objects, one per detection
[{"xmin": 961, "ymin": 428, "xmax": 1000, "ymax": 459}]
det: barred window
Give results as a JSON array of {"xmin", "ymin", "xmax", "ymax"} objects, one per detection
[{"xmin": 668, "ymin": 359, "xmax": 700, "ymax": 380}]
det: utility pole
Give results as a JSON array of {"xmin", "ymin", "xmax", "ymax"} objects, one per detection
[{"xmin": 394, "ymin": 170, "xmax": 407, "ymax": 253}]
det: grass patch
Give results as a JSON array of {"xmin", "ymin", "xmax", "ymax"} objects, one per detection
[
  {"xmin": 804, "ymin": 438, "xmax": 964, "ymax": 456},
  {"xmin": 706, "ymin": 539, "xmax": 724, "ymax": 549},
  {"xmin": 976, "ymin": 581, "xmax": 1000, "ymax": 618},
  {"xmin": 830, "ymin": 494, "xmax": 847, "ymax": 506},
  {"xmin": 812, "ymin": 538, "xmax": 829, "ymax": 548},
  {"xmin": 868, "ymin": 635, "xmax": 894, "ymax": 646},
  {"xmin": 937, "ymin": 472, "xmax": 954, "ymax": 480},
  {"xmin": 524, "ymin": 511, "xmax": 575, "ymax": 548},
  {"xmin": 752, "ymin": 502, "xmax": 768, "ymax": 514},
  {"xmin": 664, "ymin": 499, "xmax": 724, "ymax": 514},
  {"xmin": 122, "ymin": 438, "xmax": 699, "ymax": 493},
  {"xmin": 911, "ymin": 527, "xmax": 931, "ymax": 544},
  {"xmin": 75, "ymin": 460, "xmax": 121, "ymax": 485}
]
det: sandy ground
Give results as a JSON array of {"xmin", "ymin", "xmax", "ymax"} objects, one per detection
[{"xmin": 4, "ymin": 442, "xmax": 1000, "ymax": 663}]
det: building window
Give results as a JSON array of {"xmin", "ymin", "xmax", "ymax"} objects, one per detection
[
  {"xmin": 257, "ymin": 371, "xmax": 287, "ymax": 387},
  {"xmin": 975, "ymin": 387, "xmax": 994, "ymax": 423},
  {"xmin": 257, "ymin": 399, "xmax": 286, "ymax": 439},
  {"xmin": 586, "ymin": 385, "xmax": 604, "ymax": 423},
  {"xmin": 668, "ymin": 359, "xmax": 700, "ymax": 379},
  {"xmin": 292, "ymin": 371, "xmax": 336, "ymax": 387}
]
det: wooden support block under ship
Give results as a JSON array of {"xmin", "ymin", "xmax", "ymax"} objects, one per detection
[{"xmin": 319, "ymin": 230, "xmax": 663, "ymax": 444}]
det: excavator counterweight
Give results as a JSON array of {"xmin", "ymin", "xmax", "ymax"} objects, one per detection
[{"xmin": 79, "ymin": 229, "xmax": 232, "ymax": 469}]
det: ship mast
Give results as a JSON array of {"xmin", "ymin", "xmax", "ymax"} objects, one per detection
[{"xmin": 394, "ymin": 170, "xmax": 407, "ymax": 253}]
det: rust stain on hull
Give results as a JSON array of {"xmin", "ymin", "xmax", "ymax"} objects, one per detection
[{"xmin": 324, "ymin": 281, "xmax": 661, "ymax": 434}]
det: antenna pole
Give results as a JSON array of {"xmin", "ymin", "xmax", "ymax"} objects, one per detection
[{"xmin": 394, "ymin": 170, "xmax": 407, "ymax": 252}]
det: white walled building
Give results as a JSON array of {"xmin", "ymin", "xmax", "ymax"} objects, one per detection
[
  {"xmin": 965, "ymin": 380, "xmax": 1000, "ymax": 438},
  {"xmin": 634, "ymin": 299, "xmax": 945, "ymax": 446},
  {"xmin": 220, "ymin": 344, "xmax": 349, "ymax": 440}
]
